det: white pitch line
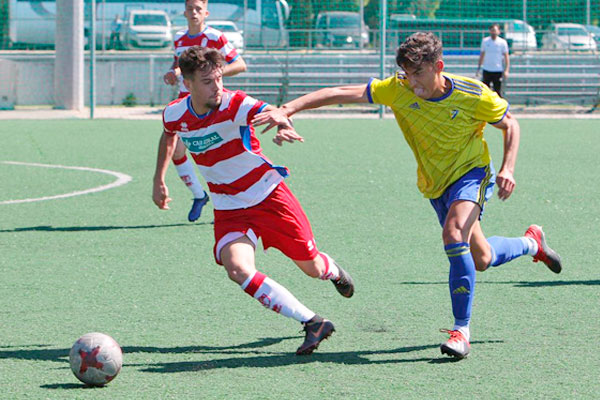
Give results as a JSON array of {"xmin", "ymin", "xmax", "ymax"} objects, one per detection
[{"xmin": 0, "ymin": 161, "xmax": 132, "ymax": 205}]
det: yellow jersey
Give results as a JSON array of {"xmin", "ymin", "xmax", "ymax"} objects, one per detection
[{"xmin": 368, "ymin": 71, "xmax": 508, "ymax": 199}]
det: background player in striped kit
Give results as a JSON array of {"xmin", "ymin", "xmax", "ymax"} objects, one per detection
[
  {"xmin": 252, "ymin": 32, "xmax": 562, "ymax": 360},
  {"xmin": 162, "ymin": 0, "xmax": 247, "ymax": 222},
  {"xmin": 153, "ymin": 46, "xmax": 354, "ymax": 355}
]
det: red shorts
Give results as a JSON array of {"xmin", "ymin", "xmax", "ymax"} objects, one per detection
[{"xmin": 213, "ymin": 182, "xmax": 319, "ymax": 264}]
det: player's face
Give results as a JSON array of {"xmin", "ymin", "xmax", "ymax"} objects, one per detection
[
  {"xmin": 402, "ymin": 60, "xmax": 445, "ymax": 99},
  {"xmin": 489, "ymin": 26, "xmax": 500, "ymax": 39},
  {"xmin": 184, "ymin": 0, "xmax": 209, "ymax": 29},
  {"xmin": 185, "ymin": 67, "xmax": 223, "ymax": 111}
]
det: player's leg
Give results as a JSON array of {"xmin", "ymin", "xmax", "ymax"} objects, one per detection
[
  {"xmin": 294, "ymin": 253, "xmax": 354, "ymax": 298},
  {"xmin": 470, "ymin": 220, "xmax": 561, "ymax": 273},
  {"xmin": 493, "ymin": 73, "xmax": 503, "ymax": 97},
  {"xmin": 440, "ymin": 199, "xmax": 480, "ymax": 359},
  {"xmin": 482, "ymin": 70, "xmax": 492, "ymax": 87},
  {"xmin": 259, "ymin": 182, "xmax": 354, "ymax": 298},
  {"xmin": 171, "ymin": 138, "xmax": 209, "ymax": 222},
  {"xmin": 219, "ymin": 235, "xmax": 333, "ymax": 355}
]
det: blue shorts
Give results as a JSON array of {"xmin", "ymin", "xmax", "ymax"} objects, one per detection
[{"xmin": 429, "ymin": 163, "xmax": 496, "ymax": 227}]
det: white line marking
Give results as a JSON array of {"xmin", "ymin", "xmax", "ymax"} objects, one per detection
[{"xmin": 0, "ymin": 161, "xmax": 132, "ymax": 205}]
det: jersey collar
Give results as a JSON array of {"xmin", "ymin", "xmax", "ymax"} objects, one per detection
[
  {"xmin": 425, "ymin": 76, "xmax": 454, "ymax": 102},
  {"xmin": 187, "ymin": 96, "xmax": 212, "ymax": 119}
]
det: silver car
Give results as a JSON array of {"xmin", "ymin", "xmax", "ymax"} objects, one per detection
[
  {"xmin": 120, "ymin": 10, "xmax": 173, "ymax": 49},
  {"xmin": 542, "ymin": 23, "xmax": 597, "ymax": 51}
]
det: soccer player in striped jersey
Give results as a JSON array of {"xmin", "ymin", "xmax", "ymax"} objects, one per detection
[
  {"xmin": 162, "ymin": 0, "xmax": 247, "ymax": 223},
  {"xmin": 153, "ymin": 46, "xmax": 354, "ymax": 355},
  {"xmin": 252, "ymin": 32, "xmax": 562, "ymax": 360}
]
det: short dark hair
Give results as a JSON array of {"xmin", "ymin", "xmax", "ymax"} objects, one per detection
[
  {"xmin": 396, "ymin": 32, "xmax": 443, "ymax": 69},
  {"xmin": 489, "ymin": 23, "xmax": 500, "ymax": 30},
  {"xmin": 178, "ymin": 46, "xmax": 224, "ymax": 80}
]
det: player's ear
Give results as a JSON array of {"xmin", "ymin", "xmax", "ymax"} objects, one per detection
[{"xmin": 435, "ymin": 59, "xmax": 444, "ymax": 73}]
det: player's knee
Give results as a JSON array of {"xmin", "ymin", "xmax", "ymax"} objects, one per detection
[
  {"xmin": 223, "ymin": 262, "xmax": 252, "ymax": 285},
  {"xmin": 442, "ymin": 226, "xmax": 465, "ymax": 245}
]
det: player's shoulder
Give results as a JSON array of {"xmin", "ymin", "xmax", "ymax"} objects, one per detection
[
  {"xmin": 447, "ymin": 73, "xmax": 486, "ymax": 98},
  {"xmin": 203, "ymin": 26, "xmax": 224, "ymax": 41},
  {"xmin": 163, "ymin": 96, "xmax": 188, "ymax": 123},
  {"xmin": 173, "ymin": 30, "xmax": 188, "ymax": 42}
]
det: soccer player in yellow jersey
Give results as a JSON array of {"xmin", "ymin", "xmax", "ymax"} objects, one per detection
[{"xmin": 252, "ymin": 32, "xmax": 563, "ymax": 360}]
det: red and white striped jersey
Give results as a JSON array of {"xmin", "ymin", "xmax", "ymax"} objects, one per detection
[
  {"xmin": 162, "ymin": 89, "xmax": 288, "ymax": 210},
  {"xmin": 172, "ymin": 27, "xmax": 240, "ymax": 94}
]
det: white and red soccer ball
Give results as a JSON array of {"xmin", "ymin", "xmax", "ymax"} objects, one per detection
[{"xmin": 69, "ymin": 332, "xmax": 123, "ymax": 386}]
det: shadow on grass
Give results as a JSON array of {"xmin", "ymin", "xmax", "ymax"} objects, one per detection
[
  {"xmin": 0, "ymin": 336, "xmax": 300, "ymax": 364},
  {"xmin": 135, "ymin": 339, "xmax": 503, "ymax": 372},
  {"xmin": 4, "ymin": 336, "xmax": 503, "ymax": 379},
  {"xmin": 0, "ymin": 222, "xmax": 212, "ymax": 233},
  {"xmin": 396, "ymin": 280, "xmax": 600, "ymax": 287},
  {"xmin": 40, "ymin": 383, "xmax": 99, "ymax": 390}
]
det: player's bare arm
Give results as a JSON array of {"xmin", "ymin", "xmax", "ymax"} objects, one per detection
[
  {"xmin": 223, "ymin": 57, "xmax": 247, "ymax": 77},
  {"xmin": 256, "ymin": 105, "xmax": 302, "ymax": 146},
  {"xmin": 503, "ymin": 52, "xmax": 510, "ymax": 78},
  {"xmin": 490, "ymin": 111, "xmax": 520, "ymax": 201},
  {"xmin": 163, "ymin": 60, "xmax": 180, "ymax": 85},
  {"xmin": 152, "ymin": 132, "xmax": 178, "ymax": 209},
  {"xmin": 252, "ymin": 84, "xmax": 369, "ymax": 133}
]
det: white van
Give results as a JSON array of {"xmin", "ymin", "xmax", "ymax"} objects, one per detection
[{"xmin": 503, "ymin": 19, "xmax": 537, "ymax": 50}]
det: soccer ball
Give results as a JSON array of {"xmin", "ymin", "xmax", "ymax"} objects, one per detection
[{"xmin": 69, "ymin": 332, "xmax": 123, "ymax": 386}]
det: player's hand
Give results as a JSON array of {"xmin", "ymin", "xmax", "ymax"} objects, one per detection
[
  {"xmin": 503, "ymin": 70, "xmax": 510, "ymax": 79},
  {"xmin": 475, "ymin": 69, "xmax": 481, "ymax": 79},
  {"xmin": 153, "ymin": 181, "xmax": 172, "ymax": 209},
  {"xmin": 496, "ymin": 169, "xmax": 515, "ymax": 201},
  {"xmin": 252, "ymin": 108, "xmax": 291, "ymax": 133},
  {"xmin": 163, "ymin": 71, "xmax": 178, "ymax": 86},
  {"xmin": 273, "ymin": 126, "xmax": 304, "ymax": 146}
]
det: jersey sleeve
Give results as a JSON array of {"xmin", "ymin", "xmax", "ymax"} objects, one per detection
[
  {"xmin": 162, "ymin": 108, "xmax": 177, "ymax": 136},
  {"xmin": 217, "ymin": 34, "xmax": 239, "ymax": 64},
  {"xmin": 367, "ymin": 75, "xmax": 398, "ymax": 107},
  {"xmin": 234, "ymin": 92, "xmax": 268, "ymax": 125},
  {"xmin": 475, "ymin": 87, "xmax": 509, "ymax": 124}
]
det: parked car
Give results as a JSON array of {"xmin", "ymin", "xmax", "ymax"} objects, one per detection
[
  {"xmin": 315, "ymin": 11, "xmax": 369, "ymax": 48},
  {"xmin": 584, "ymin": 24, "xmax": 600, "ymax": 47},
  {"xmin": 208, "ymin": 21, "xmax": 244, "ymax": 50},
  {"xmin": 542, "ymin": 23, "xmax": 597, "ymax": 51},
  {"xmin": 504, "ymin": 19, "xmax": 537, "ymax": 50},
  {"xmin": 120, "ymin": 10, "xmax": 172, "ymax": 49}
]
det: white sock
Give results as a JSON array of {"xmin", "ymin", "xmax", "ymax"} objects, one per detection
[
  {"xmin": 319, "ymin": 252, "xmax": 340, "ymax": 281},
  {"xmin": 453, "ymin": 324, "xmax": 470, "ymax": 342},
  {"xmin": 173, "ymin": 156, "xmax": 206, "ymax": 199},
  {"xmin": 522, "ymin": 237, "xmax": 538, "ymax": 256},
  {"xmin": 241, "ymin": 271, "xmax": 315, "ymax": 323}
]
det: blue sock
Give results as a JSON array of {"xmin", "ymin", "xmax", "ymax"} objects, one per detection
[
  {"xmin": 487, "ymin": 236, "xmax": 529, "ymax": 267},
  {"xmin": 445, "ymin": 242, "xmax": 475, "ymax": 328}
]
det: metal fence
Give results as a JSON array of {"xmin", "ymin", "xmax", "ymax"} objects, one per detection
[{"xmin": 1, "ymin": 0, "xmax": 600, "ymax": 112}]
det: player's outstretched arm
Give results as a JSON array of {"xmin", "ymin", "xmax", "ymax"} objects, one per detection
[
  {"xmin": 252, "ymin": 85, "xmax": 369, "ymax": 133},
  {"xmin": 490, "ymin": 111, "xmax": 520, "ymax": 201},
  {"xmin": 223, "ymin": 57, "xmax": 247, "ymax": 77},
  {"xmin": 152, "ymin": 132, "xmax": 178, "ymax": 209}
]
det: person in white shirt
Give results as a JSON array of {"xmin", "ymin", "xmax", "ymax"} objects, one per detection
[{"xmin": 477, "ymin": 24, "xmax": 510, "ymax": 97}]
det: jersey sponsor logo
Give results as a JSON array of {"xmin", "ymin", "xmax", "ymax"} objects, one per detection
[
  {"xmin": 409, "ymin": 102, "xmax": 420, "ymax": 110},
  {"xmin": 181, "ymin": 122, "xmax": 189, "ymax": 132},
  {"xmin": 451, "ymin": 110, "xmax": 459, "ymax": 119},
  {"xmin": 181, "ymin": 132, "xmax": 223, "ymax": 153}
]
